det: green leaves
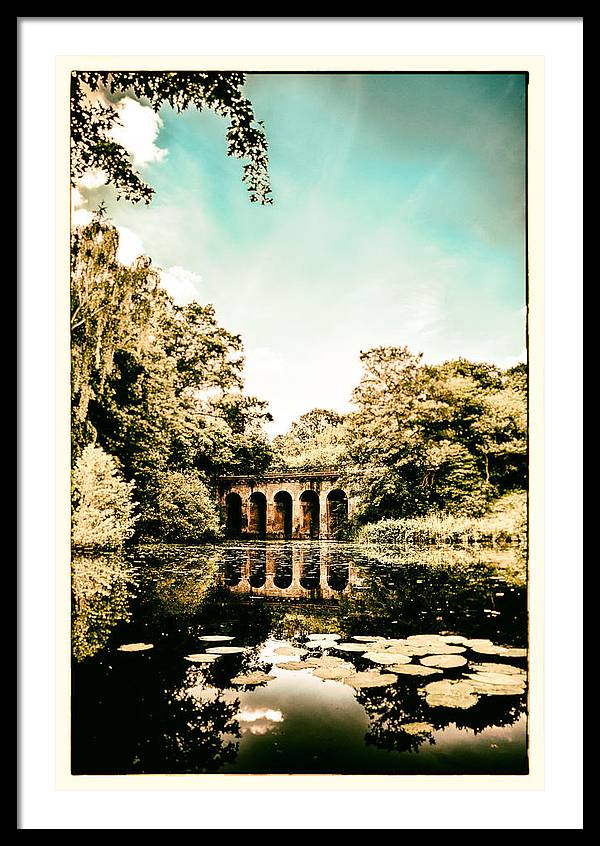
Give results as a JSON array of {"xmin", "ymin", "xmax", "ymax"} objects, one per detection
[{"xmin": 71, "ymin": 70, "xmax": 273, "ymax": 205}]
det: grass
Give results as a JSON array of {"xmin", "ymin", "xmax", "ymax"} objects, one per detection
[{"xmin": 357, "ymin": 491, "xmax": 527, "ymax": 546}]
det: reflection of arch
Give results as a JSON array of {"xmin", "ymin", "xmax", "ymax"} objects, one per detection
[
  {"xmin": 326, "ymin": 489, "xmax": 348, "ymax": 539},
  {"xmin": 225, "ymin": 492, "xmax": 242, "ymax": 537},
  {"xmin": 248, "ymin": 547, "xmax": 266, "ymax": 588},
  {"xmin": 273, "ymin": 491, "xmax": 293, "ymax": 539},
  {"xmin": 299, "ymin": 490, "xmax": 320, "ymax": 539},
  {"xmin": 273, "ymin": 545, "xmax": 293, "ymax": 589},
  {"xmin": 248, "ymin": 492, "xmax": 267, "ymax": 537}
]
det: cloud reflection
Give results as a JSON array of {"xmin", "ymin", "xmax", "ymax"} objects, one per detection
[{"xmin": 238, "ymin": 708, "xmax": 284, "ymax": 736}]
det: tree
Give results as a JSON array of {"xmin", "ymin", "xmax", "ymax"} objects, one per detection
[
  {"xmin": 271, "ymin": 408, "xmax": 349, "ymax": 470},
  {"xmin": 71, "ymin": 71, "xmax": 272, "ymax": 205},
  {"xmin": 138, "ymin": 470, "xmax": 222, "ymax": 543},
  {"xmin": 72, "ymin": 443, "xmax": 138, "ymax": 548}
]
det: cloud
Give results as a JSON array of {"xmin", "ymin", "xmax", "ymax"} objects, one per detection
[
  {"xmin": 109, "ymin": 97, "xmax": 167, "ymax": 167},
  {"xmin": 115, "ymin": 226, "xmax": 146, "ymax": 265},
  {"xmin": 500, "ymin": 348, "xmax": 528, "ymax": 369},
  {"xmin": 238, "ymin": 707, "xmax": 284, "ymax": 736},
  {"xmin": 160, "ymin": 265, "xmax": 201, "ymax": 305},
  {"xmin": 77, "ymin": 169, "xmax": 108, "ymax": 190}
]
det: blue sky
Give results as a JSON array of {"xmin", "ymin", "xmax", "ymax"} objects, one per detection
[{"xmin": 74, "ymin": 72, "xmax": 527, "ymax": 435}]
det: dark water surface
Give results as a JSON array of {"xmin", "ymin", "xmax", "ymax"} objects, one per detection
[{"xmin": 71, "ymin": 541, "xmax": 528, "ymax": 775}]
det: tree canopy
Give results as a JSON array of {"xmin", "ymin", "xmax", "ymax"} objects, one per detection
[{"xmin": 71, "ymin": 70, "xmax": 272, "ymax": 205}]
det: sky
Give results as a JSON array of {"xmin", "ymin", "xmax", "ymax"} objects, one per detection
[{"xmin": 73, "ymin": 72, "xmax": 527, "ymax": 436}]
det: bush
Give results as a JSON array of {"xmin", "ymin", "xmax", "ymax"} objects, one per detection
[
  {"xmin": 72, "ymin": 444, "xmax": 137, "ymax": 548},
  {"xmin": 139, "ymin": 470, "xmax": 222, "ymax": 543}
]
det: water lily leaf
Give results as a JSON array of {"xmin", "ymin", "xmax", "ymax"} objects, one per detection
[
  {"xmin": 364, "ymin": 651, "xmax": 412, "ymax": 665},
  {"xmin": 464, "ymin": 671, "xmax": 525, "ymax": 687},
  {"xmin": 439, "ymin": 635, "xmax": 469, "ymax": 645},
  {"xmin": 276, "ymin": 661, "xmax": 315, "ymax": 671},
  {"xmin": 231, "ymin": 671, "xmax": 273, "ymax": 686},
  {"xmin": 183, "ymin": 653, "xmax": 220, "ymax": 663},
  {"xmin": 388, "ymin": 664, "xmax": 442, "ymax": 677},
  {"xmin": 198, "ymin": 635, "xmax": 235, "ymax": 642},
  {"xmin": 305, "ymin": 656, "xmax": 351, "ymax": 669},
  {"xmin": 334, "ymin": 643, "xmax": 369, "ymax": 652},
  {"xmin": 206, "ymin": 646, "xmax": 246, "ymax": 654},
  {"xmin": 352, "ymin": 636, "xmax": 386, "ymax": 643},
  {"xmin": 344, "ymin": 670, "xmax": 397, "ymax": 689},
  {"xmin": 470, "ymin": 662, "xmax": 526, "ymax": 676},
  {"xmin": 420, "ymin": 654, "xmax": 468, "ymax": 669},
  {"xmin": 274, "ymin": 646, "xmax": 308, "ymax": 657},
  {"xmin": 399, "ymin": 722, "xmax": 435, "ymax": 736},
  {"xmin": 313, "ymin": 666, "xmax": 354, "ymax": 681},
  {"xmin": 422, "ymin": 679, "xmax": 479, "ymax": 709},
  {"xmin": 498, "ymin": 647, "xmax": 527, "ymax": 658},
  {"xmin": 306, "ymin": 633, "xmax": 341, "ymax": 641},
  {"xmin": 466, "ymin": 680, "xmax": 526, "ymax": 696},
  {"xmin": 406, "ymin": 634, "xmax": 446, "ymax": 645},
  {"xmin": 117, "ymin": 643, "xmax": 153, "ymax": 652}
]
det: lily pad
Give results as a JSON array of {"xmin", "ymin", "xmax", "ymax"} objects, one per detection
[
  {"xmin": 420, "ymin": 654, "xmax": 468, "ymax": 669},
  {"xmin": 313, "ymin": 666, "xmax": 355, "ymax": 681},
  {"xmin": 399, "ymin": 722, "xmax": 435, "ymax": 736},
  {"xmin": 344, "ymin": 670, "xmax": 398, "ymax": 689},
  {"xmin": 306, "ymin": 633, "xmax": 341, "ymax": 641},
  {"xmin": 274, "ymin": 646, "xmax": 308, "ymax": 657},
  {"xmin": 198, "ymin": 635, "xmax": 235, "ymax": 642},
  {"xmin": 276, "ymin": 661, "xmax": 315, "ymax": 671},
  {"xmin": 352, "ymin": 636, "xmax": 386, "ymax": 643},
  {"xmin": 464, "ymin": 671, "xmax": 525, "ymax": 687},
  {"xmin": 231, "ymin": 671, "xmax": 273, "ymax": 686},
  {"xmin": 466, "ymin": 680, "xmax": 526, "ymax": 696},
  {"xmin": 304, "ymin": 655, "xmax": 351, "ymax": 669},
  {"xmin": 439, "ymin": 635, "xmax": 469, "ymax": 645},
  {"xmin": 471, "ymin": 662, "xmax": 526, "ymax": 676},
  {"xmin": 498, "ymin": 647, "xmax": 527, "ymax": 658},
  {"xmin": 183, "ymin": 653, "xmax": 220, "ymax": 663},
  {"xmin": 364, "ymin": 651, "xmax": 412, "ymax": 665},
  {"xmin": 406, "ymin": 634, "xmax": 446, "ymax": 645},
  {"xmin": 464, "ymin": 638, "xmax": 495, "ymax": 649},
  {"xmin": 388, "ymin": 664, "xmax": 442, "ymax": 677},
  {"xmin": 117, "ymin": 643, "xmax": 153, "ymax": 652},
  {"xmin": 334, "ymin": 642, "xmax": 369, "ymax": 653},
  {"xmin": 206, "ymin": 646, "xmax": 246, "ymax": 655},
  {"xmin": 422, "ymin": 679, "xmax": 480, "ymax": 709}
]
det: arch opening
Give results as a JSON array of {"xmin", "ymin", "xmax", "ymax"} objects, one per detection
[
  {"xmin": 225, "ymin": 492, "xmax": 243, "ymax": 538},
  {"xmin": 326, "ymin": 489, "xmax": 348, "ymax": 540},
  {"xmin": 273, "ymin": 491, "xmax": 293, "ymax": 539},
  {"xmin": 248, "ymin": 491, "xmax": 267, "ymax": 538},
  {"xmin": 299, "ymin": 490, "xmax": 320, "ymax": 539}
]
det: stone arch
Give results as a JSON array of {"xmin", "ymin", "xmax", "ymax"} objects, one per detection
[
  {"xmin": 299, "ymin": 490, "xmax": 320, "ymax": 539},
  {"xmin": 248, "ymin": 491, "xmax": 267, "ymax": 537},
  {"xmin": 273, "ymin": 490, "xmax": 293, "ymax": 539},
  {"xmin": 225, "ymin": 492, "xmax": 243, "ymax": 537},
  {"xmin": 326, "ymin": 489, "xmax": 348, "ymax": 539}
]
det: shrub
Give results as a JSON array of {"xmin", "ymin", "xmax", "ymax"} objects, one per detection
[
  {"xmin": 72, "ymin": 444, "xmax": 137, "ymax": 548},
  {"xmin": 139, "ymin": 470, "xmax": 222, "ymax": 543}
]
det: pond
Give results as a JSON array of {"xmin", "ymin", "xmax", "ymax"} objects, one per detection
[{"xmin": 71, "ymin": 540, "xmax": 528, "ymax": 776}]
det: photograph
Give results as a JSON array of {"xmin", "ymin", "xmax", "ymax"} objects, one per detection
[{"xmin": 67, "ymin": 64, "xmax": 532, "ymax": 778}]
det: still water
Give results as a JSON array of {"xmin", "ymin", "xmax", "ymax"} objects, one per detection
[{"xmin": 71, "ymin": 541, "xmax": 528, "ymax": 776}]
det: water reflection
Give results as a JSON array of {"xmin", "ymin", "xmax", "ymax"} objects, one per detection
[{"xmin": 71, "ymin": 540, "xmax": 528, "ymax": 775}]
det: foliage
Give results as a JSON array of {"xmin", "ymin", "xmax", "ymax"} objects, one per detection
[
  {"xmin": 138, "ymin": 470, "xmax": 222, "ymax": 543},
  {"xmin": 357, "ymin": 490, "xmax": 527, "ymax": 546},
  {"xmin": 71, "ymin": 219, "xmax": 273, "ymax": 489},
  {"xmin": 71, "ymin": 70, "xmax": 272, "ymax": 205},
  {"xmin": 345, "ymin": 347, "xmax": 527, "ymax": 521},
  {"xmin": 71, "ymin": 443, "xmax": 138, "ymax": 548},
  {"xmin": 71, "ymin": 552, "xmax": 136, "ymax": 660},
  {"xmin": 271, "ymin": 408, "xmax": 349, "ymax": 470}
]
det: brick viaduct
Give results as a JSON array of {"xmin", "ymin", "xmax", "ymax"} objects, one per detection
[{"xmin": 216, "ymin": 471, "xmax": 356, "ymax": 540}]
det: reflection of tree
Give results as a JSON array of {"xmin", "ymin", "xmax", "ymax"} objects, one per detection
[
  {"xmin": 338, "ymin": 549, "xmax": 526, "ymax": 646},
  {"xmin": 357, "ymin": 677, "xmax": 527, "ymax": 755},
  {"xmin": 71, "ymin": 552, "xmax": 136, "ymax": 661},
  {"xmin": 358, "ymin": 685, "xmax": 434, "ymax": 754},
  {"xmin": 164, "ymin": 681, "xmax": 240, "ymax": 773}
]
